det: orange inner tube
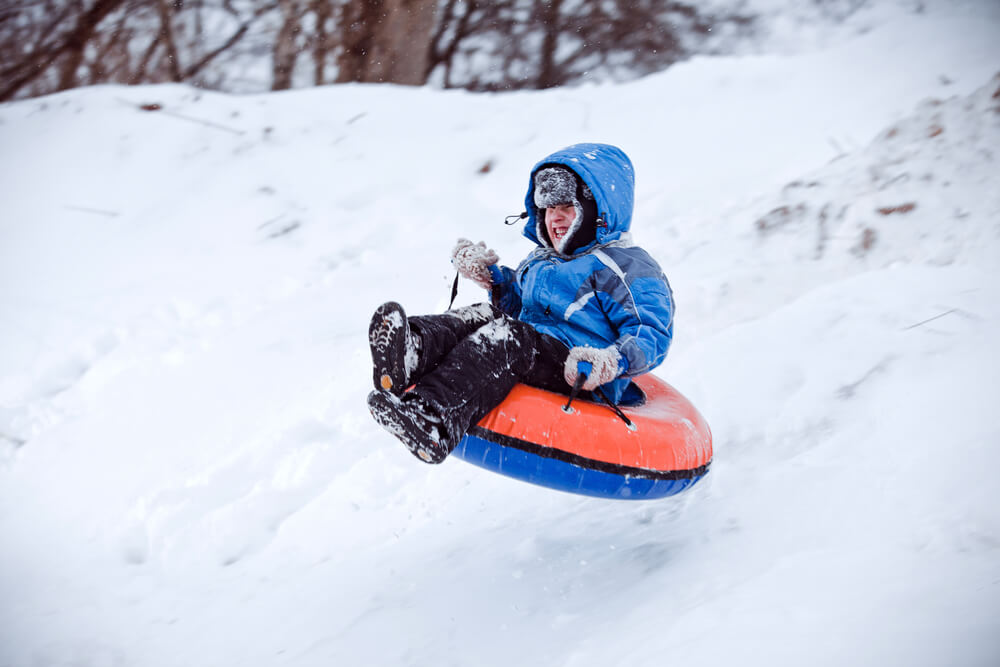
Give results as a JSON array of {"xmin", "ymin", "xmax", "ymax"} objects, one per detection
[{"xmin": 475, "ymin": 374, "xmax": 712, "ymax": 474}]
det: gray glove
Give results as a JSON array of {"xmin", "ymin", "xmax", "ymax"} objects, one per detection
[
  {"xmin": 451, "ymin": 238, "xmax": 499, "ymax": 290},
  {"xmin": 564, "ymin": 345, "xmax": 622, "ymax": 391}
]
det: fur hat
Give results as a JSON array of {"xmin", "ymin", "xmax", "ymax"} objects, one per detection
[{"xmin": 532, "ymin": 166, "xmax": 597, "ymax": 254}]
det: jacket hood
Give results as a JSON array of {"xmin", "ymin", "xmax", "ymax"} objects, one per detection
[{"xmin": 523, "ymin": 143, "xmax": 635, "ymax": 254}]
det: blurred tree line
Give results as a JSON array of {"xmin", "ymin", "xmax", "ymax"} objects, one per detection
[{"xmin": 0, "ymin": 0, "xmax": 753, "ymax": 102}]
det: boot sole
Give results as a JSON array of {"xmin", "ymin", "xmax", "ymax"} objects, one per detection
[
  {"xmin": 367, "ymin": 391, "xmax": 448, "ymax": 464},
  {"xmin": 368, "ymin": 302, "xmax": 409, "ymax": 395}
]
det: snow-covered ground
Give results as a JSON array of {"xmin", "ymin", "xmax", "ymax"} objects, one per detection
[{"xmin": 1, "ymin": 2, "xmax": 999, "ymax": 665}]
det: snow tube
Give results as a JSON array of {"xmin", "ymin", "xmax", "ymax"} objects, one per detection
[{"xmin": 451, "ymin": 375, "xmax": 712, "ymax": 500}]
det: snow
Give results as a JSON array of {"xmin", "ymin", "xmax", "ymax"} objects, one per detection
[{"xmin": 2, "ymin": 3, "xmax": 1000, "ymax": 666}]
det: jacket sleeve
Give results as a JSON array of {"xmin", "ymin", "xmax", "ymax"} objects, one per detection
[
  {"xmin": 488, "ymin": 264, "xmax": 522, "ymax": 317},
  {"xmin": 591, "ymin": 254, "xmax": 674, "ymax": 377}
]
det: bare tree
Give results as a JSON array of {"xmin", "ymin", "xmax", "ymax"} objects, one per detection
[
  {"xmin": 334, "ymin": 0, "xmax": 438, "ymax": 85},
  {"xmin": 426, "ymin": 0, "xmax": 482, "ymax": 87},
  {"xmin": 535, "ymin": 0, "xmax": 563, "ymax": 89},
  {"xmin": 0, "ymin": 0, "xmax": 126, "ymax": 101},
  {"xmin": 310, "ymin": 0, "xmax": 335, "ymax": 84},
  {"xmin": 0, "ymin": 0, "xmax": 269, "ymax": 102},
  {"xmin": 273, "ymin": 0, "xmax": 305, "ymax": 90},
  {"xmin": 155, "ymin": 0, "xmax": 183, "ymax": 81},
  {"xmin": 0, "ymin": 0, "xmax": 755, "ymax": 102},
  {"xmin": 428, "ymin": 0, "xmax": 751, "ymax": 92},
  {"xmin": 367, "ymin": 0, "xmax": 437, "ymax": 84}
]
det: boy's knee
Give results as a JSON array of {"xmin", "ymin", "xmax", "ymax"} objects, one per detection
[
  {"xmin": 450, "ymin": 302, "xmax": 498, "ymax": 325},
  {"xmin": 470, "ymin": 318, "xmax": 514, "ymax": 345}
]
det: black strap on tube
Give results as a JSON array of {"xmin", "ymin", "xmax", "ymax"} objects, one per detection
[
  {"xmin": 563, "ymin": 373, "xmax": 587, "ymax": 413},
  {"xmin": 447, "ymin": 271, "xmax": 459, "ymax": 312},
  {"xmin": 563, "ymin": 374, "xmax": 634, "ymax": 428},
  {"xmin": 595, "ymin": 387, "xmax": 635, "ymax": 428}
]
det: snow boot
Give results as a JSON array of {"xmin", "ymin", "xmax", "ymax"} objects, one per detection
[
  {"xmin": 368, "ymin": 301, "xmax": 419, "ymax": 395},
  {"xmin": 367, "ymin": 390, "xmax": 450, "ymax": 464}
]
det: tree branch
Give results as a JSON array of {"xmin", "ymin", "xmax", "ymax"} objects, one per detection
[{"xmin": 183, "ymin": 21, "xmax": 251, "ymax": 80}]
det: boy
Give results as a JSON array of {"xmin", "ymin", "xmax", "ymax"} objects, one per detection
[{"xmin": 368, "ymin": 143, "xmax": 674, "ymax": 464}]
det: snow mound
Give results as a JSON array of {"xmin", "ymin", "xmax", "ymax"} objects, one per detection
[
  {"xmin": 1, "ymin": 12, "xmax": 999, "ymax": 667},
  {"xmin": 751, "ymin": 72, "xmax": 1000, "ymax": 268}
]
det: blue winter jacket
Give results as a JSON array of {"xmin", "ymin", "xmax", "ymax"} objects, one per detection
[{"xmin": 487, "ymin": 143, "xmax": 675, "ymax": 404}]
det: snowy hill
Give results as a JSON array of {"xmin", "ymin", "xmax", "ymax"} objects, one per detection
[{"xmin": 1, "ymin": 3, "xmax": 999, "ymax": 666}]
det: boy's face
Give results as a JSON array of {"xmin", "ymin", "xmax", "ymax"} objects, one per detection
[{"xmin": 545, "ymin": 204, "xmax": 576, "ymax": 246}]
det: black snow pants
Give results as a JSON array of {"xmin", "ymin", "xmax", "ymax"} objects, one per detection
[{"xmin": 406, "ymin": 303, "xmax": 573, "ymax": 447}]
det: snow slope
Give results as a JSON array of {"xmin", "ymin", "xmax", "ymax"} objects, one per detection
[{"xmin": 1, "ymin": 3, "xmax": 999, "ymax": 666}]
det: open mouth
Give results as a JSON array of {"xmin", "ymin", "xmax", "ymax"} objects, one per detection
[{"xmin": 552, "ymin": 227, "xmax": 568, "ymax": 240}]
